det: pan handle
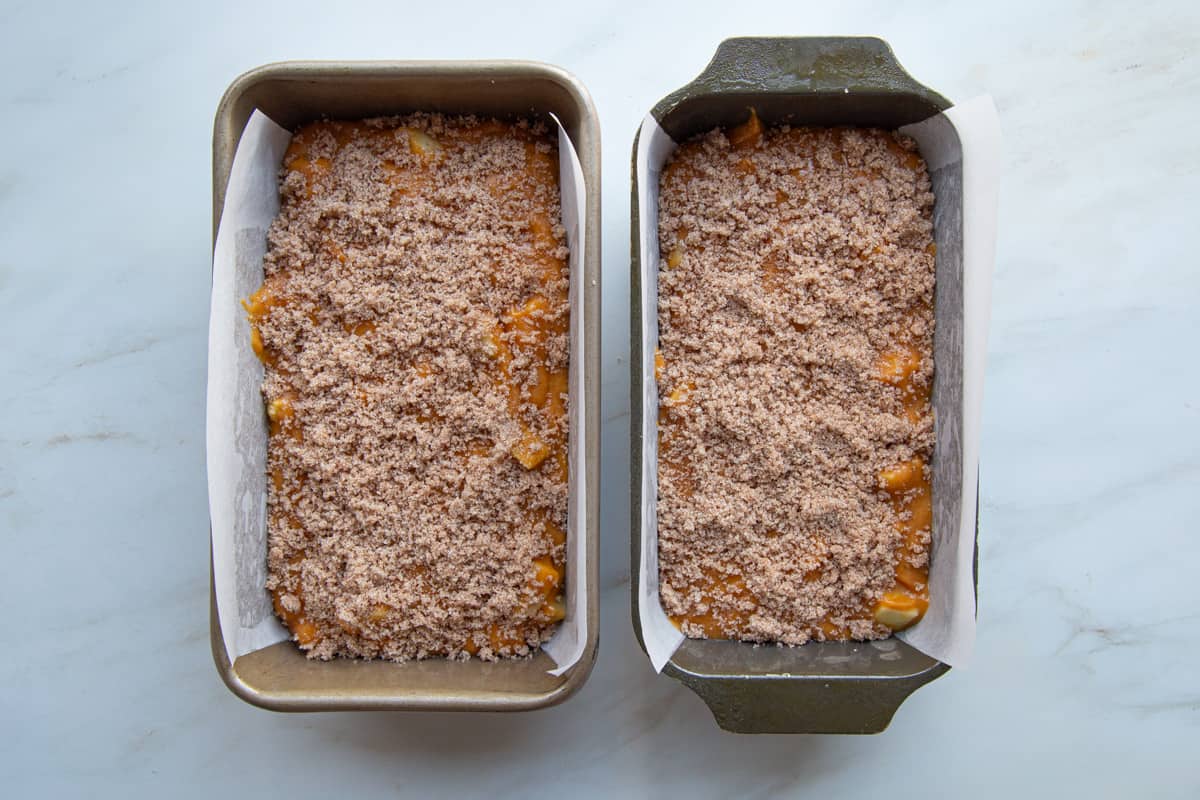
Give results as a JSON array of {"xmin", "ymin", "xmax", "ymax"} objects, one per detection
[
  {"xmin": 668, "ymin": 660, "xmax": 950, "ymax": 735},
  {"xmin": 652, "ymin": 36, "xmax": 951, "ymax": 121}
]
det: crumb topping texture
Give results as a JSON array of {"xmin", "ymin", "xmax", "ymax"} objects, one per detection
[
  {"xmin": 247, "ymin": 115, "xmax": 570, "ymax": 661},
  {"xmin": 656, "ymin": 115, "xmax": 936, "ymax": 644}
]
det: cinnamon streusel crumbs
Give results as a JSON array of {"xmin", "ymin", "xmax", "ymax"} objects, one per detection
[
  {"xmin": 656, "ymin": 120, "xmax": 935, "ymax": 644},
  {"xmin": 250, "ymin": 114, "xmax": 570, "ymax": 661}
]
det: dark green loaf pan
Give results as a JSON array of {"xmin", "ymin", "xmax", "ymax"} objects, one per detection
[{"xmin": 630, "ymin": 37, "xmax": 976, "ymax": 734}]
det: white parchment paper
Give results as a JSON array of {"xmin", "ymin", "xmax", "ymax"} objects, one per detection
[
  {"xmin": 207, "ymin": 110, "xmax": 589, "ymax": 676},
  {"xmin": 637, "ymin": 96, "xmax": 1001, "ymax": 672}
]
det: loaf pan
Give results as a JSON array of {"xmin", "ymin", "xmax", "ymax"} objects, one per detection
[
  {"xmin": 630, "ymin": 37, "xmax": 976, "ymax": 734},
  {"xmin": 210, "ymin": 60, "xmax": 600, "ymax": 711}
]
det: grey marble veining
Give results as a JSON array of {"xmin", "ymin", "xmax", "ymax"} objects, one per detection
[{"xmin": 1, "ymin": 0, "xmax": 1197, "ymax": 796}]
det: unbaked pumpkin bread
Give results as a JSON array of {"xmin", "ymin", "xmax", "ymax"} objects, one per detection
[
  {"xmin": 656, "ymin": 112, "xmax": 935, "ymax": 644},
  {"xmin": 245, "ymin": 115, "xmax": 569, "ymax": 661}
]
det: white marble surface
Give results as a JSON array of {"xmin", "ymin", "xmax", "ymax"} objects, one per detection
[{"xmin": 2, "ymin": 0, "xmax": 1197, "ymax": 795}]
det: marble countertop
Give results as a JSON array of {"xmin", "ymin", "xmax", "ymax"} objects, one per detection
[{"xmin": 3, "ymin": 0, "xmax": 1197, "ymax": 795}]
